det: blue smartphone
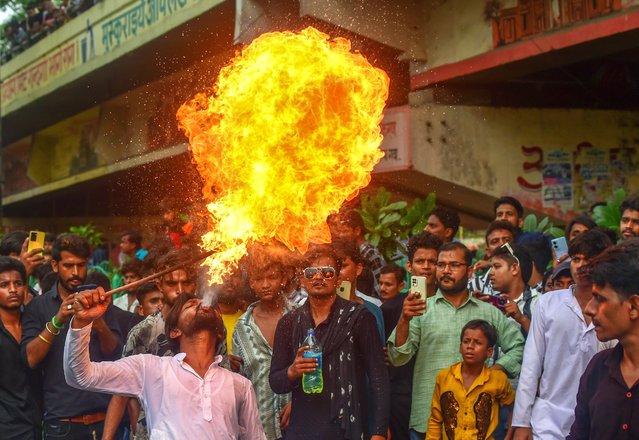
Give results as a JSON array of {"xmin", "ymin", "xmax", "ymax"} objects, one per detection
[{"xmin": 551, "ymin": 237, "xmax": 569, "ymax": 261}]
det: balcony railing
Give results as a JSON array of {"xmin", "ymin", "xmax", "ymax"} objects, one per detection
[{"xmin": 491, "ymin": 0, "xmax": 622, "ymax": 47}]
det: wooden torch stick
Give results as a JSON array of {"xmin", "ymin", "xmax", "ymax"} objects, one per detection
[{"xmin": 104, "ymin": 249, "xmax": 216, "ymax": 298}]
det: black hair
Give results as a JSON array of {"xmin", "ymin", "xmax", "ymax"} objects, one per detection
[
  {"xmin": 154, "ymin": 247, "xmax": 197, "ymax": 279},
  {"xmin": 379, "ymin": 263, "xmax": 407, "ymax": 285},
  {"xmin": 519, "ymin": 234, "xmax": 552, "ymax": 275},
  {"xmin": 121, "ymin": 230, "xmax": 142, "ymax": 249},
  {"xmin": 0, "ymin": 256, "xmax": 27, "ymax": 283},
  {"xmin": 52, "ymin": 233, "xmax": 90, "ymax": 261},
  {"xmin": 620, "ymin": 197, "xmax": 639, "ymax": 216},
  {"xmin": 461, "ymin": 319, "xmax": 497, "ymax": 348},
  {"xmin": 86, "ymin": 271, "xmax": 111, "ymax": 291},
  {"xmin": 44, "ymin": 232, "xmax": 56, "ymax": 243},
  {"xmin": 599, "ymin": 227, "xmax": 619, "ymax": 244},
  {"xmin": 568, "ymin": 228, "xmax": 613, "ymax": 260},
  {"xmin": 494, "ymin": 196, "xmax": 524, "ymax": 217},
  {"xmin": 590, "ymin": 242, "xmax": 639, "ymax": 301},
  {"xmin": 491, "ymin": 244, "xmax": 533, "ymax": 285},
  {"xmin": 328, "ymin": 208, "xmax": 365, "ymax": 232},
  {"xmin": 121, "ymin": 259, "xmax": 144, "ymax": 277},
  {"xmin": 0, "ymin": 231, "xmax": 28, "ymax": 256},
  {"xmin": 564, "ymin": 215, "xmax": 596, "ymax": 239},
  {"xmin": 431, "ymin": 206, "xmax": 461, "ymax": 238},
  {"xmin": 407, "ymin": 232, "xmax": 442, "ymax": 264},
  {"xmin": 439, "ymin": 241, "xmax": 472, "ymax": 266},
  {"xmin": 34, "ymin": 263, "xmax": 53, "ymax": 282},
  {"xmin": 135, "ymin": 281, "xmax": 161, "ymax": 304},
  {"xmin": 485, "ymin": 220, "xmax": 515, "ymax": 244},
  {"xmin": 332, "ymin": 239, "xmax": 363, "ymax": 265},
  {"xmin": 245, "ymin": 242, "xmax": 298, "ymax": 276},
  {"xmin": 303, "ymin": 244, "xmax": 342, "ymax": 274}
]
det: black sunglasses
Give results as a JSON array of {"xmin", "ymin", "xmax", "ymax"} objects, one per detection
[{"xmin": 303, "ymin": 266, "xmax": 336, "ymax": 279}]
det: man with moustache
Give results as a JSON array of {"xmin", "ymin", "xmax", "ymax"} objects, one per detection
[
  {"xmin": 270, "ymin": 245, "xmax": 389, "ymax": 440},
  {"xmin": 232, "ymin": 244, "xmax": 298, "ymax": 440},
  {"xmin": 380, "ymin": 232, "xmax": 439, "ymax": 440},
  {"xmin": 64, "ymin": 290, "xmax": 266, "ymax": 439},
  {"xmin": 22, "ymin": 233, "xmax": 121, "ymax": 439},
  {"xmin": 378, "ymin": 263, "xmax": 406, "ymax": 304},
  {"xmin": 619, "ymin": 197, "xmax": 639, "ymax": 240},
  {"xmin": 512, "ymin": 229, "xmax": 614, "ymax": 440},
  {"xmin": 0, "ymin": 257, "xmax": 42, "ymax": 439},
  {"xmin": 568, "ymin": 242, "xmax": 639, "ymax": 439},
  {"xmin": 102, "ymin": 247, "xmax": 226, "ymax": 440},
  {"xmin": 424, "ymin": 206, "xmax": 461, "ymax": 244},
  {"xmin": 405, "ymin": 231, "xmax": 442, "ymax": 298},
  {"xmin": 387, "ymin": 242, "xmax": 525, "ymax": 440}
]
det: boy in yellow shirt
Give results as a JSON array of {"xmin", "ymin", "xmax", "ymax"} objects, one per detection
[{"xmin": 427, "ymin": 319, "xmax": 515, "ymax": 440}]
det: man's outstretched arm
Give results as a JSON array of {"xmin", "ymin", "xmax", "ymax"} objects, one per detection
[{"xmin": 64, "ymin": 287, "xmax": 144, "ymax": 396}]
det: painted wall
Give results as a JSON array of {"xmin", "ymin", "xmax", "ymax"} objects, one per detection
[
  {"xmin": 420, "ymin": 0, "xmax": 495, "ymax": 69},
  {"xmin": 410, "ymin": 99, "xmax": 639, "ymax": 219}
]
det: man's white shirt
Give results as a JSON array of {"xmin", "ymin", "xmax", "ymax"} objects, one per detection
[
  {"xmin": 64, "ymin": 322, "xmax": 266, "ymax": 440},
  {"xmin": 512, "ymin": 287, "xmax": 615, "ymax": 439}
]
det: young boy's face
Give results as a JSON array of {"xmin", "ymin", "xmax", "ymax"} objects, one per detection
[
  {"xmin": 138, "ymin": 290, "xmax": 164, "ymax": 317},
  {"xmin": 489, "ymin": 255, "xmax": 517, "ymax": 293},
  {"xmin": 460, "ymin": 328, "xmax": 494, "ymax": 366}
]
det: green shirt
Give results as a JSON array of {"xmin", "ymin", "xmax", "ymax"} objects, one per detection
[{"xmin": 387, "ymin": 290, "xmax": 525, "ymax": 432}]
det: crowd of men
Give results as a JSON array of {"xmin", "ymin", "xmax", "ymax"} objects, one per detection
[
  {"xmin": 1, "ymin": 0, "xmax": 99, "ymax": 64},
  {"xmin": 1, "ymin": 194, "xmax": 638, "ymax": 439}
]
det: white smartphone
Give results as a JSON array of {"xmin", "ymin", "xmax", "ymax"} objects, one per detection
[
  {"xmin": 337, "ymin": 280, "xmax": 351, "ymax": 300},
  {"xmin": 410, "ymin": 276, "xmax": 427, "ymax": 311},
  {"xmin": 551, "ymin": 237, "xmax": 569, "ymax": 261}
]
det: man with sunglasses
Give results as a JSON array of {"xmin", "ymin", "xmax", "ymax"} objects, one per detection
[
  {"xmin": 387, "ymin": 242, "xmax": 525, "ymax": 440},
  {"xmin": 270, "ymin": 245, "xmax": 389, "ymax": 440},
  {"xmin": 512, "ymin": 229, "xmax": 614, "ymax": 440}
]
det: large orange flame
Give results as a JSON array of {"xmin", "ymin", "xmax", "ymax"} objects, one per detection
[{"xmin": 177, "ymin": 26, "xmax": 389, "ymax": 283}]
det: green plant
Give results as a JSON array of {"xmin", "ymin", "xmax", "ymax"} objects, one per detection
[
  {"xmin": 357, "ymin": 188, "xmax": 436, "ymax": 261},
  {"xmin": 592, "ymin": 188, "xmax": 626, "ymax": 235},
  {"xmin": 69, "ymin": 223, "xmax": 104, "ymax": 248},
  {"xmin": 522, "ymin": 214, "xmax": 564, "ymax": 238},
  {"xmin": 90, "ymin": 261, "xmax": 124, "ymax": 291}
]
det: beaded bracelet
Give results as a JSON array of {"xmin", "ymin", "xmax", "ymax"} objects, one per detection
[
  {"xmin": 45, "ymin": 321, "xmax": 60, "ymax": 336},
  {"xmin": 51, "ymin": 315, "xmax": 64, "ymax": 330},
  {"xmin": 38, "ymin": 334, "xmax": 52, "ymax": 345}
]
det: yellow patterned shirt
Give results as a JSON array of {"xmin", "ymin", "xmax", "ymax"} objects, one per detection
[{"xmin": 426, "ymin": 362, "xmax": 515, "ymax": 440}]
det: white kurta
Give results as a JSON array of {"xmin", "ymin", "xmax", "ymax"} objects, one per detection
[{"xmin": 64, "ymin": 322, "xmax": 266, "ymax": 440}]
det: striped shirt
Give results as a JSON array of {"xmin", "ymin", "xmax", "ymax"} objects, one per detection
[
  {"xmin": 360, "ymin": 241, "xmax": 386, "ymax": 297},
  {"xmin": 232, "ymin": 301, "xmax": 298, "ymax": 440}
]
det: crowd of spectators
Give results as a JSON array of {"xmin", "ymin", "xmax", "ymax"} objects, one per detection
[
  {"xmin": 1, "ymin": 0, "xmax": 100, "ymax": 64},
  {"xmin": 1, "ymin": 194, "xmax": 638, "ymax": 439}
]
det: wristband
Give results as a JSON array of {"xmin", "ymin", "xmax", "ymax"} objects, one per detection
[
  {"xmin": 38, "ymin": 334, "xmax": 52, "ymax": 345},
  {"xmin": 51, "ymin": 315, "xmax": 64, "ymax": 330},
  {"xmin": 45, "ymin": 322, "xmax": 60, "ymax": 336}
]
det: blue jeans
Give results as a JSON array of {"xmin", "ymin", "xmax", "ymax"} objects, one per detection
[{"xmin": 409, "ymin": 429, "xmax": 425, "ymax": 440}]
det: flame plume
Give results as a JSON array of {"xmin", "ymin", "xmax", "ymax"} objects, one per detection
[{"xmin": 177, "ymin": 27, "xmax": 389, "ymax": 283}]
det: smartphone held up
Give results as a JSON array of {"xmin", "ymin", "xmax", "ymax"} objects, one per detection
[
  {"xmin": 410, "ymin": 275, "xmax": 427, "ymax": 313},
  {"xmin": 27, "ymin": 230, "xmax": 46, "ymax": 255}
]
